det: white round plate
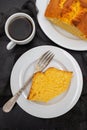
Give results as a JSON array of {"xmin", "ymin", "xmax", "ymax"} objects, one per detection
[
  {"xmin": 36, "ymin": 0, "xmax": 87, "ymax": 51},
  {"xmin": 11, "ymin": 45, "xmax": 83, "ymax": 118}
]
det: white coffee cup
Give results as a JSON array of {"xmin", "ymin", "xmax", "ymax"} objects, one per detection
[{"xmin": 5, "ymin": 13, "xmax": 35, "ymax": 50}]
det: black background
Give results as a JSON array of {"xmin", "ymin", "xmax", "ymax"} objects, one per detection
[{"xmin": 0, "ymin": 0, "xmax": 87, "ymax": 129}]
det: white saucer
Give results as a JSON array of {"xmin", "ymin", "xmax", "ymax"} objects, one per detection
[{"xmin": 11, "ymin": 45, "xmax": 83, "ymax": 118}]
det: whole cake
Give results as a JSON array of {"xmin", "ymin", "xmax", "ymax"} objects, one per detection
[
  {"xmin": 27, "ymin": 67, "xmax": 73, "ymax": 102},
  {"xmin": 45, "ymin": 0, "xmax": 87, "ymax": 40}
]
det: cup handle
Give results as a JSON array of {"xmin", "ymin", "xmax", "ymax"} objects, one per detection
[{"xmin": 6, "ymin": 41, "xmax": 16, "ymax": 50}]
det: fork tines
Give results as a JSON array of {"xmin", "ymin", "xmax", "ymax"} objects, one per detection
[{"xmin": 38, "ymin": 50, "xmax": 54, "ymax": 71}]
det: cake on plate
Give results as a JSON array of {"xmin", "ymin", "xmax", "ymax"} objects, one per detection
[
  {"xmin": 27, "ymin": 67, "xmax": 73, "ymax": 102},
  {"xmin": 45, "ymin": 0, "xmax": 87, "ymax": 40}
]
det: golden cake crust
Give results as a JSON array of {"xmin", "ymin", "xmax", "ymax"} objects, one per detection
[{"xmin": 45, "ymin": 0, "xmax": 87, "ymax": 39}]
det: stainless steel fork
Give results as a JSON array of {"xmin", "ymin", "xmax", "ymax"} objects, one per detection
[{"xmin": 3, "ymin": 51, "xmax": 54, "ymax": 112}]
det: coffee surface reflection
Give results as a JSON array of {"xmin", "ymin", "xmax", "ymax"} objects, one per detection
[{"xmin": 8, "ymin": 17, "xmax": 33, "ymax": 41}]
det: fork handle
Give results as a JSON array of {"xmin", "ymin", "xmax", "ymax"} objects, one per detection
[
  {"xmin": 3, "ymin": 76, "xmax": 32, "ymax": 113},
  {"xmin": 2, "ymin": 92, "xmax": 21, "ymax": 113}
]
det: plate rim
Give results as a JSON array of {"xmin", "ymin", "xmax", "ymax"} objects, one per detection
[{"xmin": 10, "ymin": 45, "xmax": 83, "ymax": 118}]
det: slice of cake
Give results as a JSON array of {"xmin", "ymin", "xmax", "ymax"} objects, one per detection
[
  {"xmin": 45, "ymin": 0, "xmax": 87, "ymax": 40},
  {"xmin": 27, "ymin": 67, "xmax": 73, "ymax": 102}
]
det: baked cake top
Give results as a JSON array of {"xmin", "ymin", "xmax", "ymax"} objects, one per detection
[{"xmin": 45, "ymin": 0, "xmax": 87, "ymax": 37}]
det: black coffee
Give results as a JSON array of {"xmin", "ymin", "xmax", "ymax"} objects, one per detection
[{"xmin": 8, "ymin": 17, "xmax": 33, "ymax": 40}]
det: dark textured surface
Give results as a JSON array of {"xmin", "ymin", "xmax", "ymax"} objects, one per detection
[{"xmin": 0, "ymin": 0, "xmax": 87, "ymax": 129}]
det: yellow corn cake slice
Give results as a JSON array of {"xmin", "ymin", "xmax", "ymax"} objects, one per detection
[
  {"xmin": 45, "ymin": 0, "xmax": 87, "ymax": 40},
  {"xmin": 27, "ymin": 67, "xmax": 73, "ymax": 102}
]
